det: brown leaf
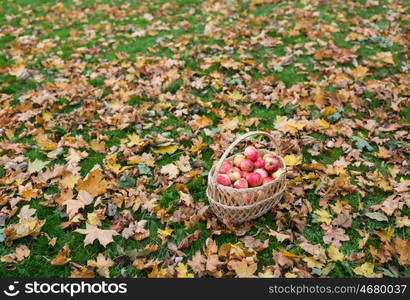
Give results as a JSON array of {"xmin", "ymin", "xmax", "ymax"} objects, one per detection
[
  {"xmin": 240, "ymin": 236, "xmax": 269, "ymax": 252},
  {"xmin": 76, "ymin": 167, "xmax": 108, "ymax": 198},
  {"xmin": 394, "ymin": 238, "xmax": 410, "ymax": 266},
  {"xmin": 75, "ymin": 223, "xmax": 119, "ymax": 247},
  {"xmin": 231, "ymin": 259, "xmax": 257, "ymax": 278},
  {"xmin": 323, "ymin": 227, "xmax": 349, "ymax": 247},
  {"xmin": 188, "ymin": 251, "xmax": 207, "ymax": 276},
  {"xmin": 87, "ymin": 253, "xmax": 114, "ymax": 278},
  {"xmin": 51, "ymin": 244, "xmax": 71, "ymax": 266},
  {"xmin": 178, "ymin": 230, "xmax": 201, "ymax": 250}
]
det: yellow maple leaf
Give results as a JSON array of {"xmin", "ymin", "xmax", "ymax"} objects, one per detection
[
  {"xmin": 76, "ymin": 167, "xmax": 108, "ymax": 198},
  {"xmin": 60, "ymin": 173, "xmax": 80, "ymax": 189},
  {"xmin": 327, "ymin": 245, "xmax": 345, "ymax": 262},
  {"xmin": 227, "ymin": 90, "xmax": 243, "ymax": 101},
  {"xmin": 284, "ymin": 154, "xmax": 302, "ymax": 166},
  {"xmin": 157, "ymin": 226, "xmax": 173, "ymax": 239},
  {"xmin": 315, "ymin": 118, "xmax": 330, "ymax": 129},
  {"xmin": 374, "ymin": 227, "xmax": 394, "ymax": 242},
  {"xmin": 351, "ymin": 66, "xmax": 368, "ymax": 80},
  {"xmin": 303, "ymin": 257, "xmax": 324, "ymax": 269},
  {"xmin": 284, "ymin": 121, "xmax": 306, "ymax": 134},
  {"xmin": 153, "ymin": 145, "xmax": 178, "ymax": 154},
  {"xmin": 314, "ymin": 209, "xmax": 332, "ymax": 225},
  {"xmin": 322, "ymin": 106, "xmax": 337, "ymax": 117},
  {"xmin": 353, "ymin": 262, "xmax": 382, "ymax": 278},
  {"xmin": 175, "ymin": 263, "xmax": 195, "ymax": 278},
  {"xmin": 126, "ymin": 133, "xmax": 143, "ymax": 147},
  {"xmin": 35, "ymin": 134, "xmax": 57, "ymax": 151}
]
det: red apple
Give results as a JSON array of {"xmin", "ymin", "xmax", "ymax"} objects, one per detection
[
  {"xmin": 254, "ymin": 168, "xmax": 268, "ymax": 179},
  {"xmin": 263, "ymin": 153, "xmax": 275, "ymax": 160},
  {"xmin": 217, "ymin": 174, "xmax": 231, "ymax": 186},
  {"xmin": 264, "ymin": 156, "xmax": 281, "ymax": 172},
  {"xmin": 219, "ymin": 160, "xmax": 233, "ymax": 174},
  {"xmin": 233, "ymin": 178, "xmax": 248, "ymax": 189},
  {"xmin": 246, "ymin": 172, "xmax": 262, "ymax": 187},
  {"xmin": 240, "ymin": 170, "xmax": 251, "ymax": 178},
  {"xmin": 233, "ymin": 154, "xmax": 246, "ymax": 167},
  {"xmin": 240, "ymin": 159, "xmax": 254, "ymax": 172},
  {"xmin": 244, "ymin": 146, "xmax": 259, "ymax": 161},
  {"xmin": 227, "ymin": 167, "xmax": 241, "ymax": 182},
  {"xmin": 263, "ymin": 177, "xmax": 274, "ymax": 184},
  {"xmin": 254, "ymin": 157, "xmax": 265, "ymax": 169}
]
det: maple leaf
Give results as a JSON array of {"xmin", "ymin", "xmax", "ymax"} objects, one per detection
[
  {"xmin": 323, "ymin": 227, "xmax": 349, "ymax": 247},
  {"xmin": 28, "ymin": 159, "xmax": 49, "ymax": 173},
  {"xmin": 160, "ymin": 163, "xmax": 179, "ymax": 179},
  {"xmin": 188, "ymin": 115, "xmax": 213, "ymax": 131},
  {"xmin": 327, "ymin": 245, "xmax": 345, "ymax": 262},
  {"xmin": 51, "ymin": 244, "xmax": 71, "ymax": 266},
  {"xmin": 35, "ymin": 134, "xmax": 57, "ymax": 151},
  {"xmin": 240, "ymin": 236, "xmax": 269, "ymax": 251},
  {"xmin": 60, "ymin": 173, "xmax": 80, "ymax": 189},
  {"xmin": 303, "ymin": 256, "xmax": 324, "ymax": 269},
  {"xmin": 351, "ymin": 66, "xmax": 368, "ymax": 80},
  {"xmin": 76, "ymin": 166, "xmax": 108, "ymax": 198},
  {"xmin": 313, "ymin": 86, "xmax": 326, "ymax": 107},
  {"xmin": 394, "ymin": 238, "xmax": 410, "ymax": 266},
  {"xmin": 231, "ymin": 259, "xmax": 257, "ymax": 278},
  {"xmin": 157, "ymin": 226, "xmax": 173, "ymax": 242},
  {"xmin": 266, "ymin": 230, "xmax": 291, "ymax": 242},
  {"xmin": 314, "ymin": 209, "xmax": 332, "ymax": 225},
  {"xmin": 18, "ymin": 205, "xmax": 36, "ymax": 221},
  {"xmin": 75, "ymin": 224, "xmax": 119, "ymax": 247},
  {"xmin": 1, "ymin": 245, "xmax": 30, "ymax": 265},
  {"xmin": 380, "ymin": 195, "xmax": 401, "ymax": 216},
  {"xmin": 370, "ymin": 52, "xmax": 395, "ymax": 65},
  {"xmin": 353, "ymin": 262, "xmax": 382, "ymax": 278},
  {"xmin": 63, "ymin": 190, "xmax": 93, "ymax": 219},
  {"xmin": 87, "ymin": 253, "xmax": 114, "ymax": 278},
  {"xmin": 126, "ymin": 133, "xmax": 143, "ymax": 147},
  {"xmin": 284, "ymin": 154, "xmax": 302, "ymax": 166},
  {"xmin": 153, "ymin": 145, "xmax": 178, "ymax": 154},
  {"xmin": 175, "ymin": 263, "xmax": 195, "ymax": 278},
  {"xmin": 188, "ymin": 251, "xmax": 207, "ymax": 276}
]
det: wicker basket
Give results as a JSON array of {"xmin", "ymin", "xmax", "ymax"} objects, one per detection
[{"xmin": 206, "ymin": 131, "xmax": 287, "ymax": 224}]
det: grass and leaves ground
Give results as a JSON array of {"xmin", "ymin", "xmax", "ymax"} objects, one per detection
[{"xmin": 0, "ymin": 0, "xmax": 409, "ymax": 278}]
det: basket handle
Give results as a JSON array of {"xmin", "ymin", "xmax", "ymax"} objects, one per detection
[{"xmin": 213, "ymin": 131, "xmax": 276, "ymax": 181}]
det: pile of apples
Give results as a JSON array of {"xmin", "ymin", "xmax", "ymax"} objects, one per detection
[{"xmin": 216, "ymin": 146, "xmax": 283, "ymax": 189}]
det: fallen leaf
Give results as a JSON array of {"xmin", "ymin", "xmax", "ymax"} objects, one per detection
[
  {"xmin": 51, "ymin": 244, "xmax": 71, "ymax": 265},
  {"xmin": 75, "ymin": 223, "xmax": 119, "ymax": 247},
  {"xmin": 353, "ymin": 262, "xmax": 382, "ymax": 278},
  {"xmin": 160, "ymin": 163, "xmax": 179, "ymax": 179},
  {"xmin": 231, "ymin": 259, "xmax": 257, "ymax": 278},
  {"xmin": 284, "ymin": 154, "xmax": 302, "ymax": 166},
  {"xmin": 76, "ymin": 167, "xmax": 108, "ymax": 198},
  {"xmin": 87, "ymin": 253, "xmax": 114, "ymax": 278},
  {"xmin": 327, "ymin": 245, "xmax": 345, "ymax": 262}
]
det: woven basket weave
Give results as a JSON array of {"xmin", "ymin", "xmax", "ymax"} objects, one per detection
[{"xmin": 207, "ymin": 131, "xmax": 287, "ymax": 224}]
